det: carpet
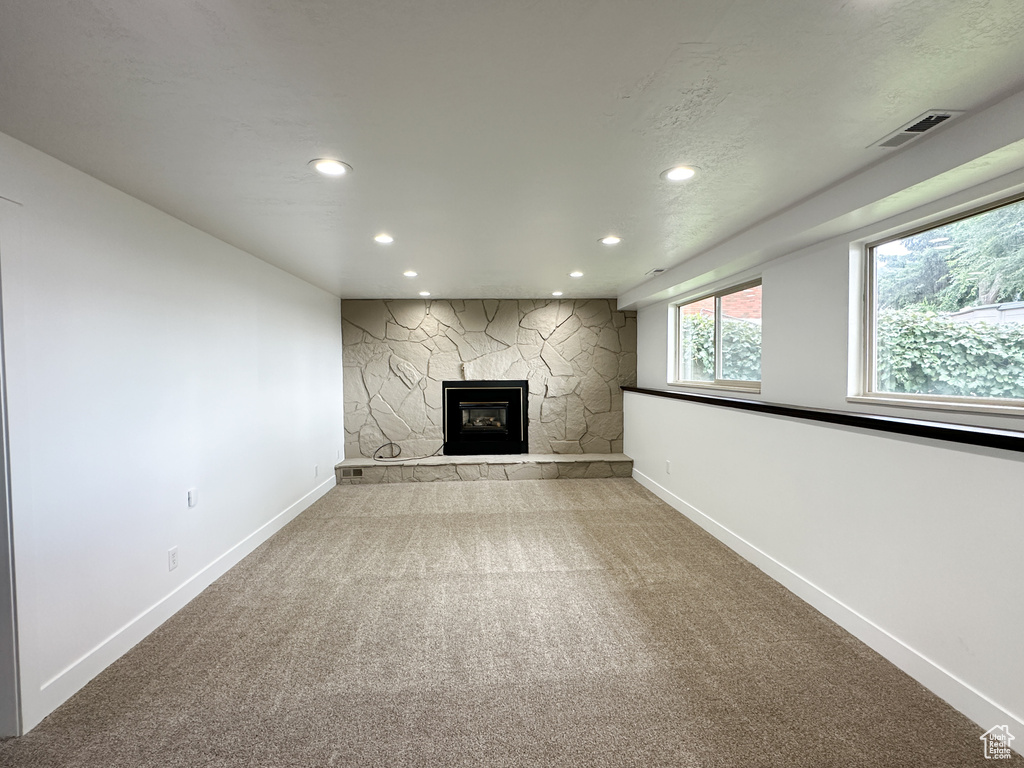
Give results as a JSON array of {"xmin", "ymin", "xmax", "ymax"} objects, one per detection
[{"xmin": 0, "ymin": 478, "xmax": 1014, "ymax": 767}]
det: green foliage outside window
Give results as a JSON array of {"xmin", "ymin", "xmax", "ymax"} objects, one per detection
[
  {"xmin": 680, "ymin": 313, "xmax": 714, "ymax": 380},
  {"xmin": 873, "ymin": 196, "xmax": 1024, "ymax": 401},
  {"xmin": 876, "ymin": 310, "xmax": 1024, "ymax": 399},
  {"xmin": 721, "ymin": 316, "xmax": 762, "ymax": 381},
  {"xmin": 877, "ymin": 202, "xmax": 1024, "ymax": 313},
  {"xmin": 680, "ymin": 313, "xmax": 761, "ymax": 382}
]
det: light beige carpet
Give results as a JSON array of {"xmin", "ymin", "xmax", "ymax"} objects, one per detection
[{"xmin": 0, "ymin": 478, "xmax": 1015, "ymax": 767}]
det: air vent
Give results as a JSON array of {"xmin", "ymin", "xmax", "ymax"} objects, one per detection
[
  {"xmin": 646, "ymin": 267, "xmax": 666, "ymax": 276},
  {"xmin": 870, "ymin": 110, "xmax": 964, "ymax": 149}
]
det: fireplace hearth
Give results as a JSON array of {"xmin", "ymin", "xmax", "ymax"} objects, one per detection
[{"xmin": 442, "ymin": 380, "xmax": 528, "ymax": 455}]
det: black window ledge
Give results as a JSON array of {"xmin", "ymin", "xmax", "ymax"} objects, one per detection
[{"xmin": 621, "ymin": 386, "xmax": 1024, "ymax": 454}]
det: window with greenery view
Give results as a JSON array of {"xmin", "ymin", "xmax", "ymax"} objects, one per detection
[
  {"xmin": 675, "ymin": 282, "xmax": 761, "ymax": 389},
  {"xmin": 868, "ymin": 195, "xmax": 1024, "ymax": 404}
]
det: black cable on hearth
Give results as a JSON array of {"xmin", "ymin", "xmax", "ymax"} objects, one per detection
[{"xmin": 371, "ymin": 441, "xmax": 444, "ymax": 462}]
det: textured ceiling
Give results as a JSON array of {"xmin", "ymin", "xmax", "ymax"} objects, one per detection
[{"xmin": 2, "ymin": 0, "xmax": 1024, "ymax": 300}]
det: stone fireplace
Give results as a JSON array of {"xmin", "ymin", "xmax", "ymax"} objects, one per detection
[{"xmin": 342, "ymin": 299, "xmax": 636, "ymax": 458}]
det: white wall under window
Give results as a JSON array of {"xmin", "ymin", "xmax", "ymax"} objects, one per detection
[
  {"xmin": 624, "ymin": 390, "xmax": 1024, "ymax": 735},
  {"xmin": 0, "ymin": 131, "xmax": 345, "ymax": 731}
]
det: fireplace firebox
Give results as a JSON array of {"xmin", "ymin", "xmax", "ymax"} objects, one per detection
[{"xmin": 442, "ymin": 380, "xmax": 528, "ymax": 455}]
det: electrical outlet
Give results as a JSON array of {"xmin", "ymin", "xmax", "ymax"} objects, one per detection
[
  {"xmin": 666, "ymin": 460, "xmax": 671, "ymax": 474},
  {"xmin": 168, "ymin": 546, "xmax": 179, "ymax": 572},
  {"xmin": 187, "ymin": 488, "xmax": 197, "ymax": 508}
]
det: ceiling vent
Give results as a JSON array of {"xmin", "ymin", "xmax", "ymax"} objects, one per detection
[
  {"xmin": 646, "ymin": 267, "xmax": 666, "ymax": 276},
  {"xmin": 870, "ymin": 110, "xmax": 964, "ymax": 149}
]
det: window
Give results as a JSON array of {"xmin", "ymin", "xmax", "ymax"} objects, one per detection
[
  {"xmin": 673, "ymin": 281, "xmax": 761, "ymax": 390},
  {"xmin": 865, "ymin": 194, "xmax": 1024, "ymax": 407}
]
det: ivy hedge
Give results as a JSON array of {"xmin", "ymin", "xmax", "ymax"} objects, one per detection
[
  {"xmin": 681, "ymin": 314, "xmax": 762, "ymax": 382},
  {"xmin": 681, "ymin": 309, "xmax": 1024, "ymax": 399},
  {"xmin": 876, "ymin": 310, "xmax": 1024, "ymax": 399}
]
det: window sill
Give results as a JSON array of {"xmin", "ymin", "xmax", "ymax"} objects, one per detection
[
  {"xmin": 848, "ymin": 394, "xmax": 1024, "ymax": 419},
  {"xmin": 668, "ymin": 380, "xmax": 761, "ymax": 395}
]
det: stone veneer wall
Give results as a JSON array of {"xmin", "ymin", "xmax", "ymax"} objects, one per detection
[{"xmin": 342, "ymin": 299, "xmax": 636, "ymax": 458}]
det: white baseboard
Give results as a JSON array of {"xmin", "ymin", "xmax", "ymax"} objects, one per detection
[
  {"xmin": 24, "ymin": 477, "xmax": 337, "ymax": 732},
  {"xmin": 632, "ymin": 467, "xmax": 1024, "ymax": 743}
]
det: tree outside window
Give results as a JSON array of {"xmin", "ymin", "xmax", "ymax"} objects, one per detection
[{"xmin": 870, "ymin": 196, "xmax": 1024, "ymax": 402}]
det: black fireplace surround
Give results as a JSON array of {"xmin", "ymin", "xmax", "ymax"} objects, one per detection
[{"xmin": 442, "ymin": 380, "xmax": 529, "ymax": 455}]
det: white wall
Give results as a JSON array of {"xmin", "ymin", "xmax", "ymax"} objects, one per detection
[
  {"xmin": 625, "ymin": 94, "xmax": 1024, "ymax": 738},
  {"xmin": 0, "ymin": 132, "xmax": 345, "ymax": 731},
  {"xmin": 624, "ymin": 392, "xmax": 1024, "ymax": 733}
]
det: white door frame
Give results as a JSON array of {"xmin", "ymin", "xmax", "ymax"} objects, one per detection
[{"xmin": 0, "ymin": 196, "xmax": 23, "ymax": 736}]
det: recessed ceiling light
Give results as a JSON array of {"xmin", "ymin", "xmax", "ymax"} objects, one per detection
[
  {"xmin": 661, "ymin": 165, "xmax": 697, "ymax": 182},
  {"xmin": 552, "ymin": 291, "xmax": 563, "ymax": 297},
  {"xmin": 374, "ymin": 233, "xmax": 394, "ymax": 244},
  {"xmin": 419, "ymin": 291, "xmax": 431, "ymax": 297},
  {"xmin": 600, "ymin": 235, "xmax": 621, "ymax": 246},
  {"xmin": 309, "ymin": 158, "xmax": 352, "ymax": 177},
  {"xmin": 403, "ymin": 270, "xmax": 417, "ymax": 277},
  {"xmin": 569, "ymin": 271, "xmax": 584, "ymax": 278}
]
